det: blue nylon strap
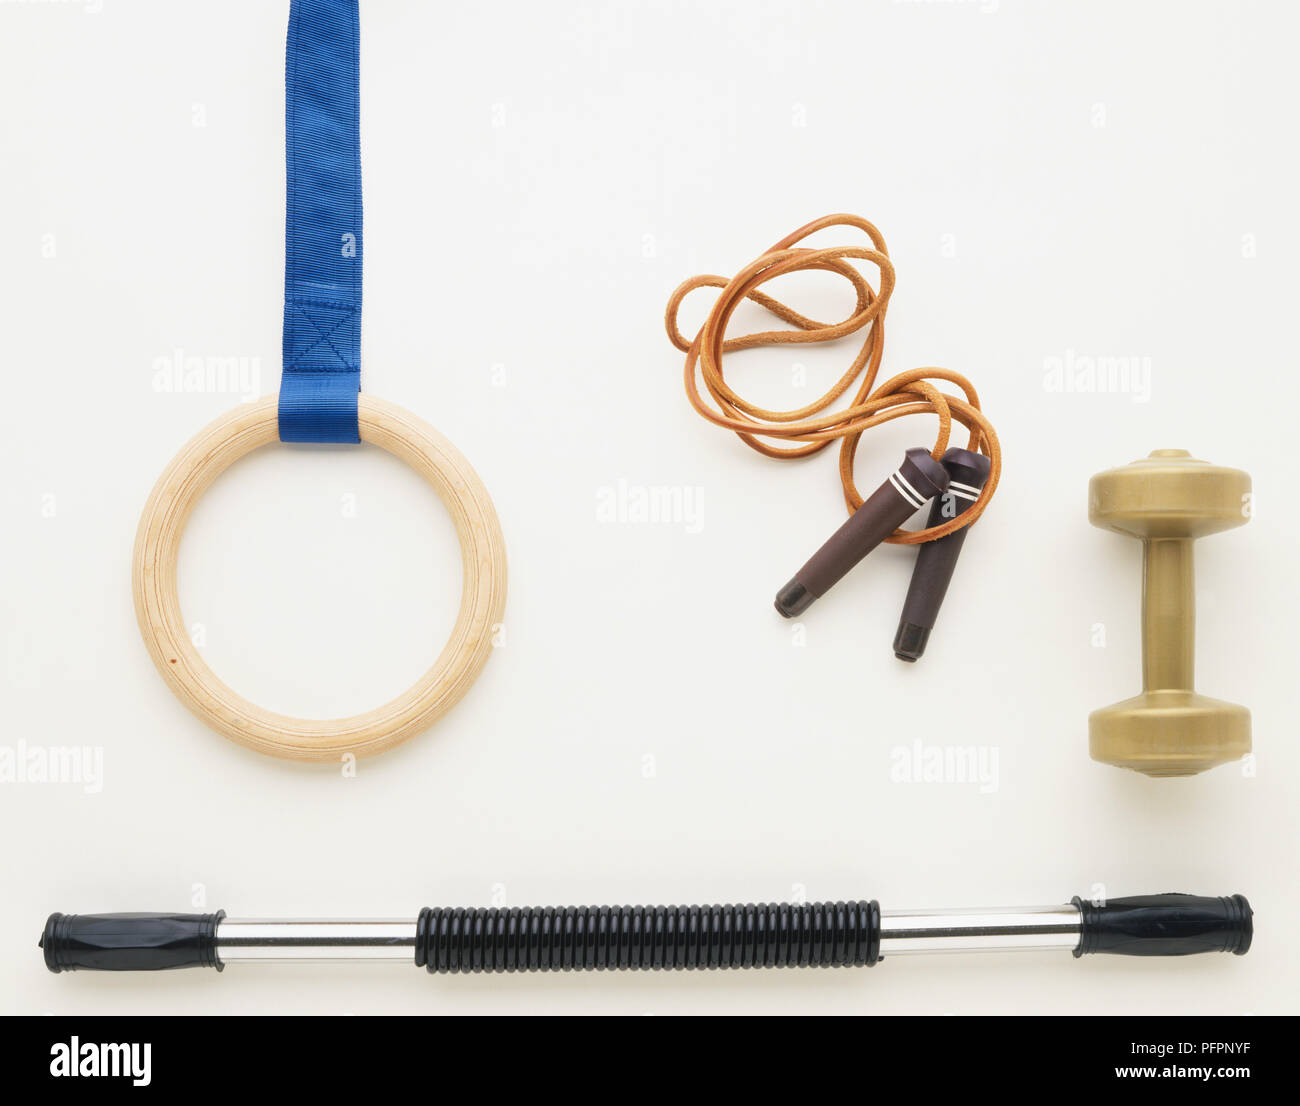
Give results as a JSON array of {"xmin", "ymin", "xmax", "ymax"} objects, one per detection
[{"xmin": 278, "ymin": 0, "xmax": 362, "ymax": 443}]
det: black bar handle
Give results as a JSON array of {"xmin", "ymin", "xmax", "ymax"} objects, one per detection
[
  {"xmin": 1072, "ymin": 894, "xmax": 1252, "ymax": 957},
  {"xmin": 41, "ymin": 912, "xmax": 225, "ymax": 972}
]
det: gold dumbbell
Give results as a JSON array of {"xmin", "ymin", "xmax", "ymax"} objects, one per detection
[{"xmin": 1088, "ymin": 450, "xmax": 1251, "ymax": 777}]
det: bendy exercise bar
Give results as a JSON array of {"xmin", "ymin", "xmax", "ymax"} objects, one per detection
[{"xmin": 42, "ymin": 892, "xmax": 1251, "ymax": 974}]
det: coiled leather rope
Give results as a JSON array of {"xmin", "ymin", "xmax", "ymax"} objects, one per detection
[
  {"xmin": 416, "ymin": 901, "xmax": 881, "ymax": 972},
  {"xmin": 665, "ymin": 214, "xmax": 1001, "ymax": 544}
]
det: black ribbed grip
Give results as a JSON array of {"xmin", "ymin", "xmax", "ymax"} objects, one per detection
[
  {"xmin": 415, "ymin": 901, "xmax": 881, "ymax": 973},
  {"xmin": 1072, "ymin": 894, "xmax": 1252, "ymax": 957},
  {"xmin": 41, "ymin": 912, "xmax": 225, "ymax": 972}
]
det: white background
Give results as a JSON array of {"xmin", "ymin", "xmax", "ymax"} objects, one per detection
[{"xmin": 2, "ymin": 0, "xmax": 1297, "ymax": 1015}]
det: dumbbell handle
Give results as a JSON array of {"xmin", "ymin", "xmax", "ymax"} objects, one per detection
[
  {"xmin": 41, "ymin": 892, "xmax": 1251, "ymax": 973},
  {"xmin": 1143, "ymin": 538, "xmax": 1196, "ymax": 691}
]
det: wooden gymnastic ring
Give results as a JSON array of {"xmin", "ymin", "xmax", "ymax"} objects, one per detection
[{"xmin": 132, "ymin": 394, "xmax": 507, "ymax": 762}]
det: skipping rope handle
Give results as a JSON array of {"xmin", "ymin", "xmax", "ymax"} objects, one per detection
[
  {"xmin": 775, "ymin": 447, "xmax": 949, "ymax": 618},
  {"xmin": 894, "ymin": 446, "xmax": 993, "ymax": 661}
]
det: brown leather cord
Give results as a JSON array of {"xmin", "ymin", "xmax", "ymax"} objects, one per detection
[{"xmin": 665, "ymin": 214, "xmax": 1000, "ymax": 545}]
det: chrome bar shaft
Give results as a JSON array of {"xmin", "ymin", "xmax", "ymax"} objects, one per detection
[
  {"xmin": 879, "ymin": 903, "xmax": 1081, "ymax": 955},
  {"xmin": 216, "ymin": 919, "xmax": 417, "ymax": 962},
  {"xmin": 213, "ymin": 905, "xmax": 1083, "ymax": 962}
]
